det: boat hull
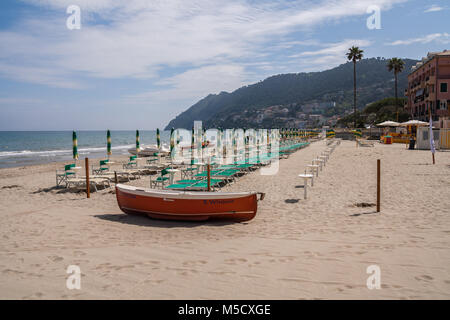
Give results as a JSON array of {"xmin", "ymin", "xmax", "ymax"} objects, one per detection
[{"xmin": 115, "ymin": 184, "xmax": 258, "ymax": 222}]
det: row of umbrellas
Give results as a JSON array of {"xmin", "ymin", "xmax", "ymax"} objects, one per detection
[
  {"xmin": 71, "ymin": 128, "xmax": 312, "ymax": 162},
  {"xmin": 71, "ymin": 129, "xmax": 164, "ymax": 161},
  {"xmin": 377, "ymin": 120, "xmax": 429, "ymax": 127}
]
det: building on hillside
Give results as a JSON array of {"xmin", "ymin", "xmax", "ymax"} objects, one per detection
[{"xmin": 404, "ymin": 50, "xmax": 450, "ymax": 122}]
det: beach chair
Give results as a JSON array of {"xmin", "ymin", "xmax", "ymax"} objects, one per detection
[
  {"xmin": 123, "ymin": 156, "xmax": 138, "ymax": 169},
  {"xmin": 146, "ymin": 153, "xmax": 159, "ymax": 165},
  {"xmin": 150, "ymin": 168, "xmax": 170, "ymax": 188},
  {"xmin": 56, "ymin": 163, "xmax": 76, "ymax": 187},
  {"xmin": 92, "ymin": 159, "xmax": 110, "ymax": 175},
  {"xmin": 180, "ymin": 166, "xmax": 198, "ymax": 179}
]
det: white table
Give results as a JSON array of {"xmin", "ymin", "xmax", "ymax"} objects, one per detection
[
  {"xmin": 298, "ymin": 173, "xmax": 314, "ymax": 199},
  {"xmin": 307, "ymin": 164, "xmax": 320, "ymax": 177},
  {"xmin": 166, "ymin": 169, "xmax": 180, "ymax": 185},
  {"xmin": 319, "ymin": 156, "xmax": 327, "ymax": 165},
  {"xmin": 321, "ymin": 151, "xmax": 330, "ymax": 159},
  {"xmin": 312, "ymin": 159, "xmax": 324, "ymax": 170}
]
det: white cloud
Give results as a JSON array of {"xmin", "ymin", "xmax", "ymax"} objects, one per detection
[
  {"xmin": 0, "ymin": 0, "xmax": 405, "ymax": 85},
  {"xmin": 294, "ymin": 39, "xmax": 372, "ymax": 57},
  {"xmin": 424, "ymin": 5, "xmax": 443, "ymax": 13},
  {"xmin": 124, "ymin": 64, "xmax": 251, "ymax": 104},
  {"xmin": 387, "ymin": 33, "xmax": 450, "ymax": 46},
  {"xmin": 287, "ymin": 39, "xmax": 372, "ymax": 71}
]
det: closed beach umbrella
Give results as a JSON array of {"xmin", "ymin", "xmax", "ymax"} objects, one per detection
[
  {"xmin": 191, "ymin": 127, "xmax": 195, "ymax": 165},
  {"xmin": 170, "ymin": 127, "xmax": 174, "ymax": 152},
  {"xmin": 170, "ymin": 128, "xmax": 175, "ymax": 161},
  {"xmin": 156, "ymin": 128, "xmax": 161, "ymax": 150},
  {"xmin": 107, "ymin": 129, "xmax": 112, "ymax": 158},
  {"xmin": 232, "ymin": 130, "xmax": 237, "ymax": 164},
  {"xmin": 72, "ymin": 131, "xmax": 78, "ymax": 160},
  {"xmin": 216, "ymin": 128, "xmax": 221, "ymax": 159},
  {"xmin": 136, "ymin": 130, "xmax": 140, "ymax": 155}
]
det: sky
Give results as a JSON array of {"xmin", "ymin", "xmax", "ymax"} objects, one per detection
[{"xmin": 0, "ymin": 0, "xmax": 449, "ymax": 130}]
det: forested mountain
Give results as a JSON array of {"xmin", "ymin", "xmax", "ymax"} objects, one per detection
[{"xmin": 165, "ymin": 58, "xmax": 418, "ymax": 129}]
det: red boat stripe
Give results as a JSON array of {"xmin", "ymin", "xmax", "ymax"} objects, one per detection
[{"xmin": 121, "ymin": 207, "xmax": 255, "ymax": 216}]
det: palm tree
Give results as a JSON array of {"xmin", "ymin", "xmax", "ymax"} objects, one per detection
[
  {"xmin": 346, "ymin": 46, "xmax": 364, "ymax": 128},
  {"xmin": 387, "ymin": 57, "xmax": 405, "ymax": 121}
]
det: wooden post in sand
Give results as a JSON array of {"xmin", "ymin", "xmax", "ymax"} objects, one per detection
[
  {"xmin": 377, "ymin": 159, "xmax": 380, "ymax": 212},
  {"xmin": 85, "ymin": 157, "xmax": 90, "ymax": 198},
  {"xmin": 429, "ymin": 108, "xmax": 436, "ymax": 165},
  {"xmin": 207, "ymin": 164, "xmax": 211, "ymax": 192}
]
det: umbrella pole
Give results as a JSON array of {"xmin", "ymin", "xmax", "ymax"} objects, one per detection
[
  {"xmin": 377, "ymin": 159, "xmax": 380, "ymax": 212},
  {"xmin": 207, "ymin": 162, "xmax": 211, "ymax": 192},
  {"xmin": 85, "ymin": 157, "xmax": 90, "ymax": 199}
]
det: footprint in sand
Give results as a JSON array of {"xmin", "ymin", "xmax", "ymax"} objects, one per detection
[
  {"xmin": 2, "ymin": 268, "xmax": 25, "ymax": 275},
  {"xmin": 182, "ymin": 260, "xmax": 207, "ymax": 267},
  {"xmin": 415, "ymin": 275, "xmax": 434, "ymax": 282},
  {"xmin": 22, "ymin": 292, "xmax": 44, "ymax": 299},
  {"xmin": 112, "ymin": 265, "xmax": 135, "ymax": 271},
  {"xmin": 224, "ymin": 258, "xmax": 247, "ymax": 265},
  {"xmin": 48, "ymin": 255, "xmax": 63, "ymax": 262},
  {"xmin": 73, "ymin": 250, "xmax": 86, "ymax": 257}
]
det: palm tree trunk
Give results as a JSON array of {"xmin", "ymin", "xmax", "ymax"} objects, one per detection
[
  {"xmin": 395, "ymin": 72, "xmax": 398, "ymax": 122},
  {"xmin": 353, "ymin": 60, "xmax": 357, "ymax": 129}
]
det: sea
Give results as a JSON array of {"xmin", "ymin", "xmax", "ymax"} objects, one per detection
[{"xmin": 0, "ymin": 131, "xmax": 171, "ymax": 168}]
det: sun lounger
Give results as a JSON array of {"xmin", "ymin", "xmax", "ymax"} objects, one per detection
[
  {"xmin": 165, "ymin": 179, "xmax": 222, "ymax": 191},
  {"xmin": 66, "ymin": 176, "xmax": 110, "ymax": 191},
  {"xmin": 358, "ymin": 139, "xmax": 375, "ymax": 147}
]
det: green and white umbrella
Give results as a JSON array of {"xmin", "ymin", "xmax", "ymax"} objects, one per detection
[
  {"xmin": 170, "ymin": 127, "xmax": 175, "ymax": 160},
  {"xmin": 72, "ymin": 131, "xmax": 78, "ymax": 160},
  {"xmin": 191, "ymin": 127, "xmax": 195, "ymax": 165},
  {"xmin": 136, "ymin": 130, "xmax": 140, "ymax": 155},
  {"xmin": 156, "ymin": 128, "xmax": 161, "ymax": 150},
  {"xmin": 107, "ymin": 129, "xmax": 112, "ymax": 158}
]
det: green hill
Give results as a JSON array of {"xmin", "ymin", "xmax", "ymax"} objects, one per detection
[
  {"xmin": 165, "ymin": 58, "xmax": 418, "ymax": 129},
  {"xmin": 337, "ymin": 97, "xmax": 409, "ymax": 128}
]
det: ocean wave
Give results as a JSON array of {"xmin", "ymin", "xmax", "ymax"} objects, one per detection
[{"xmin": 0, "ymin": 144, "xmax": 134, "ymax": 158}]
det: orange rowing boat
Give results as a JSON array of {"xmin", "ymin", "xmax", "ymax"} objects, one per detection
[{"xmin": 115, "ymin": 184, "xmax": 264, "ymax": 222}]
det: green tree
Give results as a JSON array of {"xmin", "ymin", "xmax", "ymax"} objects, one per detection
[
  {"xmin": 387, "ymin": 57, "xmax": 405, "ymax": 121},
  {"xmin": 346, "ymin": 46, "xmax": 364, "ymax": 128}
]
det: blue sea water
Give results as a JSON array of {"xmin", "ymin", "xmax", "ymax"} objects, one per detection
[{"xmin": 0, "ymin": 131, "xmax": 171, "ymax": 168}]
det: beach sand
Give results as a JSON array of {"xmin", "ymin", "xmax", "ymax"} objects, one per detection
[{"xmin": 0, "ymin": 140, "xmax": 449, "ymax": 299}]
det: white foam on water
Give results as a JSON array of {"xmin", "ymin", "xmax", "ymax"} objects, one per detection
[{"xmin": 0, "ymin": 144, "xmax": 134, "ymax": 158}]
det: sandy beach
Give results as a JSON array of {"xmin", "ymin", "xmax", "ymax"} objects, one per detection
[{"xmin": 0, "ymin": 140, "xmax": 449, "ymax": 299}]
